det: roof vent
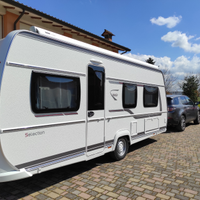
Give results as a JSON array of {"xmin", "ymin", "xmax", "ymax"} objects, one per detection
[{"xmin": 101, "ymin": 29, "xmax": 115, "ymax": 42}]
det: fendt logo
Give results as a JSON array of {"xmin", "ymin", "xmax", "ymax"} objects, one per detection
[
  {"xmin": 110, "ymin": 89, "xmax": 119, "ymax": 100},
  {"xmin": 25, "ymin": 131, "xmax": 45, "ymax": 138}
]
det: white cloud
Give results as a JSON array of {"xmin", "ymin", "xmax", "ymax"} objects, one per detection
[
  {"xmin": 150, "ymin": 15, "xmax": 182, "ymax": 28},
  {"xmin": 173, "ymin": 55, "xmax": 200, "ymax": 73},
  {"xmin": 125, "ymin": 53, "xmax": 200, "ymax": 78},
  {"xmin": 126, "ymin": 53, "xmax": 173, "ymax": 69},
  {"xmin": 161, "ymin": 31, "xmax": 200, "ymax": 54},
  {"xmin": 125, "ymin": 53, "xmax": 200, "ymax": 91}
]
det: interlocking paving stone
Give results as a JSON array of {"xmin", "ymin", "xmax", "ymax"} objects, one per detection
[{"xmin": 1, "ymin": 124, "xmax": 200, "ymax": 199}]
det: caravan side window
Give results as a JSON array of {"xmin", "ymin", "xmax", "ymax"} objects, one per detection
[
  {"xmin": 31, "ymin": 72, "xmax": 80, "ymax": 113},
  {"xmin": 123, "ymin": 83, "xmax": 137, "ymax": 108},
  {"xmin": 143, "ymin": 86, "xmax": 158, "ymax": 107}
]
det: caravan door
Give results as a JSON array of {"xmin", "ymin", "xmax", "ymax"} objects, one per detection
[{"xmin": 87, "ymin": 65, "xmax": 105, "ymax": 156}]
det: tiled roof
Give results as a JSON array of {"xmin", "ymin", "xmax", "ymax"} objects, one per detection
[{"xmin": 2, "ymin": 0, "xmax": 131, "ymax": 52}]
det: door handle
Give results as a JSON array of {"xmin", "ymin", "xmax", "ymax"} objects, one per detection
[{"xmin": 88, "ymin": 111, "xmax": 94, "ymax": 117}]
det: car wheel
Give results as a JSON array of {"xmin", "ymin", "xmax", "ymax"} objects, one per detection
[
  {"xmin": 194, "ymin": 111, "xmax": 200, "ymax": 124},
  {"xmin": 177, "ymin": 115, "xmax": 186, "ymax": 131},
  {"xmin": 110, "ymin": 137, "xmax": 129, "ymax": 161}
]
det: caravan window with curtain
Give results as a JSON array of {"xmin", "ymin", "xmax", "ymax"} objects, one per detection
[
  {"xmin": 143, "ymin": 86, "xmax": 158, "ymax": 107},
  {"xmin": 31, "ymin": 72, "xmax": 80, "ymax": 113}
]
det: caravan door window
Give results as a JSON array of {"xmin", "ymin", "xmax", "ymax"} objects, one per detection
[
  {"xmin": 31, "ymin": 72, "xmax": 80, "ymax": 113},
  {"xmin": 143, "ymin": 86, "xmax": 158, "ymax": 107},
  {"xmin": 88, "ymin": 65, "xmax": 105, "ymax": 110},
  {"xmin": 123, "ymin": 83, "xmax": 137, "ymax": 108}
]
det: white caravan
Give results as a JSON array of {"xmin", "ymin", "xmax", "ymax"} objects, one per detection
[{"xmin": 0, "ymin": 27, "xmax": 167, "ymax": 182}]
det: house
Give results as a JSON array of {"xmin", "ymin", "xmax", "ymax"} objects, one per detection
[{"xmin": 0, "ymin": 0, "xmax": 130, "ymax": 54}]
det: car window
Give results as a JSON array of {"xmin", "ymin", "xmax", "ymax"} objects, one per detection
[
  {"xmin": 167, "ymin": 97, "xmax": 179, "ymax": 105},
  {"xmin": 180, "ymin": 96, "xmax": 187, "ymax": 105},
  {"xmin": 173, "ymin": 97, "xmax": 179, "ymax": 105},
  {"xmin": 185, "ymin": 96, "xmax": 193, "ymax": 105}
]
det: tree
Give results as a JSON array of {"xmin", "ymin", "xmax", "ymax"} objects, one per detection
[
  {"xmin": 180, "ymin": 75, "xmax": 199, "ymax": 102},
  {"xmin": 146, "ymin": 57, "xmax": 155, "ymax": 65},
  {"xmin": 145, "ymin": 58, "xmax": 177, "ymax": 93},
  {"xmin": 197, "ymin": 73, "xmax": 200, "ymax": 95},
  {"xmin": 161, "ymin": 67, "xmax": 178, "ymax": 94}
]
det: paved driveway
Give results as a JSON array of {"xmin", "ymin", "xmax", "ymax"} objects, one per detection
[{"xmin": 0, "ymin": 123, "xmax": 200, "ymax": 200}]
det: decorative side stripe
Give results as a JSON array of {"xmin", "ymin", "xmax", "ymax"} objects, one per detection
[
  {"xmin": 106, "ymin": 77, "xmax": 164, "ymax": 87},
  {"xmin": 15, "ymin": 139, "xmax": 114, "ymax": 171},
  {"xmin": 2, "ymin": 119, "xmax": 86, "ymax": 133},
  {"xmin": 105, "ymin": 139, "xmax": 114, "ymax": 146},
  {"xmin": 7, "ymin": 61, "xmax": 86, "ymax": 77},
  {"xmin": 107, "ymin": 111, "xmax": 166, "ymax": 120},
  {"xmin": 2, "ymin": 111, "xmax": 166, "ymax": 133},
  {"xmin": 131, "ymin": 127, "xmax": 166, "ymax": 140},
  {"xmin": 87, "ymin": 142, "xmax": 104, "ymax": 152},
  {"xmin": 134, "ymin": 113, "xmax": 162, "ymax": 119},
  {"xmin": 26, "ymin": 152, "xmax": 84, "ymax": 172},
  {"xmin": 109, "ymin": 109, "xmax": 124, "ymax": 112},
  {"xmin": 15, "ymin": 147, "xmax": 86, "ymax": 171},
  {"xmin": 87, "ymin": 118, "xmax": 104, "ymax": 122}
]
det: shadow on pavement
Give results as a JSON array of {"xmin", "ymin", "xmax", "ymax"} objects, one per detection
[
  {"xmin": 128, "ymin": 138, "xmax": 156, "ymax": 152},
  {"xmin": 164, "ymin": 122, "xmax": 195, "ymax": 133},
  {"xmin": 0, "ymin": 138, "xmax": 156, "ymax": 199}
]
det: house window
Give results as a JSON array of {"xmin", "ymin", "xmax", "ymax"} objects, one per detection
[
  {"xmin": 31, "ymin": 72, "xmax": 80, "ymax": 113},
  {"xmin": 123, "ymin": 83, "xmax": 137, "ymax": 108},
  {"xmin": 144, "ymin": 86, "xmax": 158, "ymax": 107}
]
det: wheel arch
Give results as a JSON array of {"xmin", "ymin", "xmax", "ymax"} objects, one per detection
[
  {"xmin": 112, "ymin": 129, "xmax": 131, "ymax": 151},
  {"xmin": 179, "ymin": 111, "xmax": 186, "ymax": 122}
]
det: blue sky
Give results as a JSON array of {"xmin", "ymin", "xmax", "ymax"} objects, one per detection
[{"xmin": 18, "ymin": 0, "xmax": 200, "ymax": 82}]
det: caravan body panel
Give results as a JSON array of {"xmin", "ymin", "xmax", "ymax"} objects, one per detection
[{"xmin": 0, "ymin": 28, "xmax": 167, "ymax": 182}]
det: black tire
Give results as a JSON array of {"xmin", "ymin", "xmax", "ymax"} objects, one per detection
[
  {"xmin": 194, "ymin": 111, "xmax": 200, "ymax": 124},
  {"xmin": 110, "ymin": 137, "xmax": 129, "ymax": 161},
  {"xmin": 177, "ymin": 115, "xmax": 186, "ymax": 131}
]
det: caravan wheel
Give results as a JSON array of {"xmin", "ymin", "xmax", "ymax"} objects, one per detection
[{"xmin": 111, "ymin": 137, "xmax": 128, "ymax": 161}]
